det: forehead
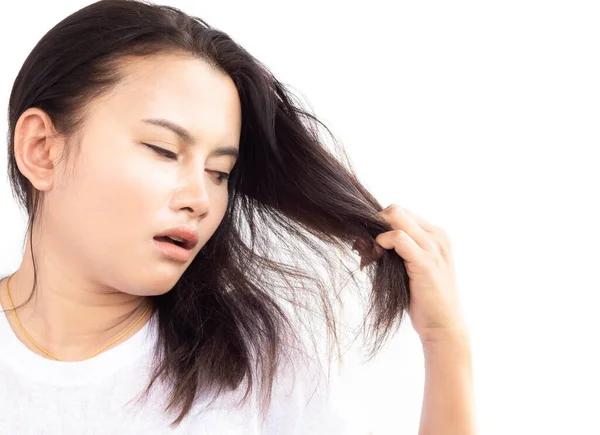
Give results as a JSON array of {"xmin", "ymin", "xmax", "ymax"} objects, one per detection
[{"xmin": 89, "ymin": 53, "xmax": 242, "ymax": 141}]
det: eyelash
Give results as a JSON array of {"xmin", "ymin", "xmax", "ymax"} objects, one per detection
[{"xmin": 143, "ymin": 143, "xmax": 230, "ymax": 184}]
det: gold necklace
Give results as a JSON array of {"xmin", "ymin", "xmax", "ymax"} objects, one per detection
[{"xmin": 3, "ymin": 273, "xmax": 151, "ymax": 361}]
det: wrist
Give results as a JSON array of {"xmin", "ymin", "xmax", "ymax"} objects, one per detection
[{"xmin": 420, "ymin": 326, "xmax": 472, "ymax": 353}]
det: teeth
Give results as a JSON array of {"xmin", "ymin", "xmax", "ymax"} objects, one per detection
[{"xmin": 168, "ymin": 236, "xmax": 185, "ymax": 243}]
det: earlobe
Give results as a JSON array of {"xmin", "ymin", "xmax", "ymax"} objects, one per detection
[{"xmin": 13, "ymin": 108, "xmax": 63, "ymax": 192}]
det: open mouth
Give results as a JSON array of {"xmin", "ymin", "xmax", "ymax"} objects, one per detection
[{"xmin": 153, "ymin": 235, "xmax": 187, "ymax": 249}]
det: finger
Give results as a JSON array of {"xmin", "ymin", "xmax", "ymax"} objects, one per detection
[
  {"xmin": 375, "ymin": 229, "xmax": 425, "ymax": 265},
  {"xmin": 378, "ymin": 205, "xmax": 437, "ymax": 252},
  {"xmin": 399, "ymin": 207, "xmax": 453, "ymax": 259},
  {"xmin": 398, "ymin": 207, "xmax": 435, "ymax": 232}
]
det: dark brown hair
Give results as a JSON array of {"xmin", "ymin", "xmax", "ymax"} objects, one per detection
[{"xmin": 3, "ymin": 0, "xmax": 410, "ymax": 428}]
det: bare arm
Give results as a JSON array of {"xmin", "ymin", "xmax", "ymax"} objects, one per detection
[
  {"xmin": 418, "ymin": 331, "xmax": 478, "ymax": 435},
  {"xmin": 372, "ymin": 205, "xmax": 478, "ymax": 434}
]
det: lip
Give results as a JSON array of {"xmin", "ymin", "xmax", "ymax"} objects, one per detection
[
  {"xmin": 154, "ymin": 226, "xmax": 200, "ymax": 251},
  {"xmin": 153, "ymin": 237, "xmax": 194, "ymax": 262}
]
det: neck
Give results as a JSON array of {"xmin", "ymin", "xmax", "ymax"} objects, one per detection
[{"xmin": 1, "ymin": 262, "xmax": 152, "ymax": 362}]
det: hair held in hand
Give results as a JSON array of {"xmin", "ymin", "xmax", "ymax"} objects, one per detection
[{"xmin": 5, "ymin": 0, "xmax": 410, "ymax": 428}]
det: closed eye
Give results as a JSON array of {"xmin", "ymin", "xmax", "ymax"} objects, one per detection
[
  {"xmin": 144, "ymin": 143, "xmax": 230, "ymax": 185},
  {"xmin": 143, "ymin": 143, "xmax": 177, "ymax": 160},
  {"xmin": 212, "ymin": 172, "xmax": 230, "ymax": 184}
]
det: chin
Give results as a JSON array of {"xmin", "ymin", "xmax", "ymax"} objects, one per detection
[{"xmin": 123, "ymin": 273, "xmax": 181, "ymax": 297}]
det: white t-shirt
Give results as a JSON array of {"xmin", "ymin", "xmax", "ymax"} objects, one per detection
[{"xmin": 0, "ymin": 309, "xmax": 370, "ymax": 434}]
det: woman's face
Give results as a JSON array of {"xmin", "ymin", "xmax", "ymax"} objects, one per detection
[{"xmin": 33, "ymin": 53, "xmax": 241, "ymax": 296}]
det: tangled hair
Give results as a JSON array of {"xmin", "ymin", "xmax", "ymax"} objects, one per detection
[{"xmin": 4, "ymin": 0, "xmax": 410, "ymax": 428}]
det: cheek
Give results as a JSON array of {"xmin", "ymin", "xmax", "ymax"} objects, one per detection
[
  {"xmin": 99, "ymin": 163, "xmax": 174, "ymax": 236},
  {"xmin": 67, "ymin": 150, "xmax": 173, "ymax": 249}
]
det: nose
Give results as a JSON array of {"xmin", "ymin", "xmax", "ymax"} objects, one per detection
[{"xmin": 168, "ymin": 181, "xmax": 210, "ymax": 219}]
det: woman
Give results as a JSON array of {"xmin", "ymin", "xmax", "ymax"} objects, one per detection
[{"xmin": 0, "ymin": 0, "xmax": 477, "ymax": 433}]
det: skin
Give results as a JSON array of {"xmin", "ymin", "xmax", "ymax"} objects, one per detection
[
  {"xmin": 375, "ymin": 205, "xmax": 478, "ymax": 434},
  {"xmin": 0, "ymin": 51, "xmax": 474, "ymax": 433},
  {"xmin": 0, "ymin": 53, "xmax": 241, "ymax": 362}
]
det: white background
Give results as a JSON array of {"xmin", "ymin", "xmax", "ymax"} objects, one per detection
[{"xmin": 1, "ymin": 1, "xmax": 599, "ymax": 434}]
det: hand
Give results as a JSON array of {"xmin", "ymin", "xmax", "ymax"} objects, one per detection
[{"xmin": 374, "ymin": 204, "xmax": 468, "ymax": 344}]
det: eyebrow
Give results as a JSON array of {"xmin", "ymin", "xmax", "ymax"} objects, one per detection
[{"xmin": 141, "ymin": 118, "xmax": 239, "ymax": 159}]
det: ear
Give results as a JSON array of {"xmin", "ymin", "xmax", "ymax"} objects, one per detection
[{"xmin": 13, "ymin": 108, "xmax": 66, "ymax": 192}]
